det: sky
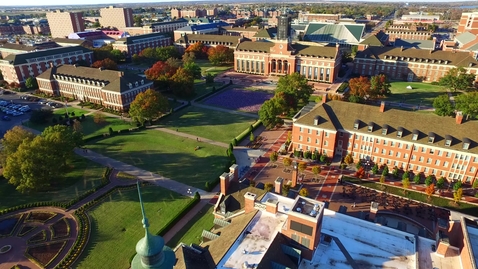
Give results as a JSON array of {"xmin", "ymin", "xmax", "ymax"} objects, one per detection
[{"xmin": 1, "ymin": 0, "xmax": 477, "ymax": 7}]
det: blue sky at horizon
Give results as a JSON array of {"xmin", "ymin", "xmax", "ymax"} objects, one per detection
[{"xmin": 1, "ymin": 0, "xmax": 477, "ymax": 7}]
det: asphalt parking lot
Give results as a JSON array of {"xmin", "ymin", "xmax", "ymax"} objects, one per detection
[{"xmin": 0, "ymin": 91, "xmax": 51, "ymax": 137}]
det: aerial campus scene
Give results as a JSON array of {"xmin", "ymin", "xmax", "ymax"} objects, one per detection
[{"xmin": 1, "ymin": 0, "xmax": 478, "ymax": 268}]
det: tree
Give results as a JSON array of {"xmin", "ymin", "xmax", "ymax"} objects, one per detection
[
  {"xmin": 265, "ymin": 183, "xmax": 274, "ymax": 192},
  {"xmin": 25, "ymin": 77, "xmax": 38, "ymax": 89},
  {"xmin": 275, "ymin": 73, "xmax": 313, "ymax": 111},
  {"xmin": 379, "ymin": 175, "xmax": 385, "ymax": 183},
  {"xmin": 145, "ymin": 61, "xmax": 178, "ymax": 81},
  {"xmin": 207, "ymin": 45, "xmax": 234, "ymax": 65},
  {"xmin": 454, "ymin": 188, "xmax": 463, "ymax": 204},
  {"xmin": 425, "ymin": 175, "xmax": 433, "ymax": 186},
  {"xmin": 349, "ymin": 76, "xmax": 371, "ymax": 98},
  {"xmin": 270, "ymin": 151, "xmax": 278, "ymax": 163},
  {"xmin": 134, "ymin": 15, "xmax": 143, "ymax": 27},
  {"xmin": 439, "ymin": 67, "xmax": 476, "ymax": 92},
  {"xmin": 402, "ymin": 178, "xmax": 410, "ymax": 189},
  {"xmin": 453, "ymin": 180, "xmax": 463, "ymax": 191},
  {"xmin": 312, "ymin": 166, "xmax": 321, "ymax": 177},
  {"xmin": 371, "ymin": 164, "xmax": 379, "ymax": 174},
  {"xmin": 110, "ymin": 49, "xmax": 125, "ymax": 62},
  {"xmin": 185, "ymin": 42, "xmax": 207, "ymax": 58},
  {"xmin": 91, "ymin": 58, "xmax": 118, "ymax": 70},
  {"xmin": 183, "ymin": 61, "xmax": 202, "ymax": 79},
  {"xmin": 0, "ymin": 126, "xmax": 35, "ymax": 166},
  {"xmin": 41, "ymin": 125, "xmax": 83, "ymax": 162},
  {"xmin": 283, "ymin": 157, "xmax": 292, "ymax": 168},
  {"xmin": 402, "ymin": 171, "xmax": 410, "ymax": 181},
  {"xmin": 259, "ymin": 99, "xmax": 283, "ymax": 129},
  {"xmin": 170, "ymin": 68, "xmax": 195, "ymax": 97},
  {"xmin": 369, "ymin": 74, "xmax": 391, "ymax": 98},
  {"xmin": 132, "ymin": 54, "xmax": 141, "ymax": 64},
  {"xmin": 425, "ymin": 183, "xmax": 435, "ymax": 198},
  {"xmin": 166, "ymin": 57, "xmax": 182, "ymax": 69},
  {"xmin": 392, "ymin": 166, "xmax": 399, "ymax": 178},
  {"xmin": 93, "ymin": 112, "xmax": 106, "ymax": 125},
  {"xmin": 433, "ymin": 94, "xmax": 455, "ymax": 116},
  {"xmin": 299, "ymin": 187, "xmax": 309, "ymax": 197},
  {"xmin": 320, "ymin": 154, "xmax": 327, "ymax": 163},
  {"xmin": 413, "ymin": 174, "xmax": 421, "ymax": 184},
  {"xmin": 129, "ymin": 89, "xmax": 169, "ymax": 125},
  {"xmin": 298, "ymin": 162, "xmax": 307, "ymax": 174},
  {"xmin": 455, "ymin": 92, "xmax": 478, "ymax": 120},
  {"xmin": 382, "ymin": 165, "xmax": 389, "ymax": 176},
  {"xmin": 344, "ymin": 154, "xmax": 354, "ymax": 165},
  {"xmin": 436, "ymin": 177, "xmax": 446, "ymax": 189},
  {"xmin": 182, "ymin": 51, "xmax": 196, "ymax": 64}
]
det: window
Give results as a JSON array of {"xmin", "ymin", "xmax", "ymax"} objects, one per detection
[
  {"xmin": 299, "ymin": 136, "xmax": 302, "ymax": 141},
  {"xmin": 308, "ymin": 129, "xmax": 311, "ymax": 134},
  {"xmin": 381, "ymin": 128, "xmax": 388, "ymax": 135},
  {"xmin": 396, "ymin": 152, "xmax": 401, "ymax": 158},
  {"xmin": 412, "ymin": 134, "xmax": 418, "ymax": 141},
  {"xmin": 325, "ymin": 132, "xmax": 329, "ymax": 138},
  {"xmin": 301, "ymin": 237, "xmax": 310, "ymax": 248},
  {"xmin": 413, "ymin": 145, "xmax": 417, "ymax": 151},
  {"xmin": 406, "ymin": 144, "xmax": 410, "ymax": 150},
  {"xmin": 315, "ymin": 139, "xmax": 319, "ymax": 144},
  {"xmin": 398, "ymin": 143, "xmax": 402, "ymax": 148},
  {"xmin": 339, "ymin": 132, "xmax": 343, "ymax": 137},
  {"xmin": 368, "ymin": 126, "xmax": 373, "ymax": 132},
  {"xmin": 300, "ymin": 127, "xmax": 303, "ymax": 132},
  {"xmin": 443, "ymin": 161, "xmax": 449, "ymax": 168},
  {"xmin": 427, "ymin": 158, "xmax": 431, "ymax": 164},
  {"xmin": 463, "ymin": 143, "xmax": 470, "ymax": 150},
  {"xmin": 404, "ymin": 153, "xmax": 408, "ymax": 159},
  {"xmin": 324, "ymin": 141, "xmax": 328, "ymax": 146},
  {"xmin": 389, "ymin": 150, "xmax": 393, "ymax": 156},
  {"xmin": 411, "ymin": 155, "xmax": 416, "ymax": 160},
  {"xmin": 376, "ymin": 138, "xmax": 380, "ymax": 143},
  {"xmin": 430, "ymin": 149, "xmax": 435, "ymax": 154},
  {"xmin": 435, "ymin": 160, "xmax": 440, "ymax": 165},
  {"xmin": 353, "ymin": 123, "xmax": 359, "ymax": 130},
  {"xmin": 421, "ymin": 147, "xmax": 426, "ymax": 153},
  {"xmin": 419, "ymin": 156, "xmax": 424, "ymax": 162},
  {"xmin": 316, "ymin": 130, "xmax": 320, "ymax": 135},
  {"xmin": 291, "ymin": 234, "xmax": 300, "ymax": 242},
  {"xmin": 307, "ymin": 137, "xmax": 310, "ymax": 142},
  {"xmin": 381, "ymin": 149, "xmax": 386, "ymax": 154},
  {"xmin": 446, "ymin": 152, "xmax": 451, "ymax": 158}
]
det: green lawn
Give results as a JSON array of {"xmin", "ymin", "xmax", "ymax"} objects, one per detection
[
  {"xmin": 86, "ymin": 130, "xmax": 228, "ymax": 189},
  {"xmin": 385, "ymin": 82, "xmax": 448, "ymax": 106},
  {"xmin": 26, "ymin": 108, "xmax": 133, "ymax": 139},
  {"xmin": 166, "ymin": 204, "xmax": 214, "ymax": 248},
  {"xmin": 159, "ymin": 106, "xmax": 255, "ymax": 144},
  {"xmin": 75, "ymin": 185, "xmax": 191, "ymax": 269},
  {"xmin": 196, "ymin": 60, "xmax": 233, "ymax": 76},
  {"xmin": 0, "ymin": 156, "xmax": 105, "ymax": 210},
  {"xmin": 345, "ymin": 177, "xmax": 478, "ymax": 217}
]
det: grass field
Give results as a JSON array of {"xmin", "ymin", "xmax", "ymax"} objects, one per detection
[
  {"xmin": 26, "ymin": 108, "xmax": 133, "ymax": 139},
  {"xmin": 385, "ymin": 82, "xmax": 448, "ymax": 106},
  {"xmin": 75, "ymin": 185, "xmax": 191, "ymax": 269},
  {"xmin": 166, "ymin": 204, "xmax": 214, "ymax": 248},
  {"xmin": 0, "ymin": 156, "xmax": 105, "ymax": 210},
  {"xmin": 159, "ymin": 106, "xmax": 255, "ymax": 144},
  {"xmin": 86, "ymin": 130, "xmax": 228, "ymax": 189},
  {"xmin": 196, "ymin": 60, "xmax": 233, "ymax": 77}
]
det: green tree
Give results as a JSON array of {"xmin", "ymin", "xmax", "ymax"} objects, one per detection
[
  {"xmin": 275, "ymin": 73, "xmax": 313, "ymax": 111},
  {"xmin": 439, "ymin": 67, "xmax": 476, "ymax": 92},
  {"xmin": 425, "ymin": 175, "xmax": 433, "ymax": 186},
  {"xmin": 432, "ymin": 94, "xmax": 455, "ymax": 116},
  {"xmin": 270, "ymin": 151, "xmax": 278, "ymax": 163},
  {"xmin": 41, "ymin": 125, "xmax": 84, "ymax": 165},
  {"xmin": 453, "ymin": 181, "xmax": 463, "ymax": 191},
  {"xmin": 259, "ymin": 99, "xmax": 283, "ymax": 129},
  {"xmin": 382, "ymin": 165, "xmax": 389, "ymax": 176},
  {"xmin": 183, "ymin": 61, "xmax": 202, "ymax": 79},
  {"xmin": 0, "ymin": 126, "xmax": 35, "ymax": 166},
  {"xmin": 129, "ymin": 89, "xmax": 169, "ymax": 125},
  {"xmin": 25, "ymin": 77, "xmax": 38, "ymax": 89},
  {"xmin": 370, "ymin": 74, "xmax": 391, "ymax": 98},
  {"xmin": 92, "ymin": 21, "xmax": 101, "ymax": 28},
  {"xmin": 110, "ymin": 49, "xmax": 125, "ymax": 62},
  {"xmin": 455, "ymin": 92, "xmax": 478, "ymax": 120},
  {"xmin": 134, "ymin": 15, "xmax": 143, "ymax": 27},
  {"xmin": 436, "ymin": 177, "xmax": 446, "ymax": 189},
  {"xmin": 182, "ymin": 51, "xmax": 196, "ymax": 64},
  {"xmin": 413, "ymin": 174, "xmax": 421, "ymax": 184},
  {"xmin": 371, "ymin": 164, "xmax": 379, "ymax": 174}
]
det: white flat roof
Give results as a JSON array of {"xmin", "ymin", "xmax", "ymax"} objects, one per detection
[
  {"xmin": 260, "ymin": 192, "xmax": 295, "ymax": 214},
  {"xmin": 301, "ymin": 209, "xmax": 417, "ymax": 269},
  {"xmin": 467, "ymin": 226, "xmax": 478, "ymax": 263},
  {"xmin": 217, "ymin": 210, "xmax": 288, "ymax": 269},
  {"xmin": 418, "ymin": 237, "xmax": 462, "ymax": 269}
]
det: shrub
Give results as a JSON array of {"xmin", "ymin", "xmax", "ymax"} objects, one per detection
[
  {"xmin": 402, "ymin": 171, "xmax": 410, "ymax": 181},
  {"xmin": 371, "ymin": 164, "xmax": 378, "ymax": 174},
  {"xmin": 299, "ymin": 188, "xmax": 309, "ymax": 197},
  {"xmin": 392, "ymin": 167, "xmax": 399, "ymax": 178},
  {"xmin": 413, "ymin": 174, "xmax": 421, "ymax": 184},
  {"xmin": 282, "ymin": 184, "xmax": 291, "ymax": 196},
  {"xmin": 344, "ymin": 154, "xmax": 353, "ymax": 165},
  {"xmin": 355, "ymin": 162, "xmax": 362, "ymax": 169},
  {"xmin": 436, "ymin": 177, "xmax": 446, "ymax": 189},
  {"xmin": 293, "ymin": 149, "xmax": 300, "ymax": 158},
  {"xmin": 402, "ymin": 178, "xmax": 410, "ymax": 189},
  {"xmin": 312, "ymin": 166, "xmax": 321, "ymax": 176},
  {"xmin": 425, "ymin": 175, "xmax": 434, "ymax": 186},
  {"xmin": 319, "ymin": 154, "xmax": 327, "ymax": 163},
  {"xmin": 379, "ymin": 175, "xmax": 385, "ymax": 183},
  {"xmin": 454, "ymin": 181, "xmax": 463, "ymax": 191},
  {"xmin": 303, "ymin": 150, "xmax": 311, "ymax": 159},
  {"xmin": 382, "ymin": 165, "xmax": 389, "ymax": 176},
  {"xmin": 270, "ymin": 152, "xmax": 278, "ymax": 163},
  {"xmin": 265, "ymin": 183, "xmax": 274, "ymax": 192},
  {"xmin": 473, "ymin": 179, "xmax": 478, "ymax": 189}
]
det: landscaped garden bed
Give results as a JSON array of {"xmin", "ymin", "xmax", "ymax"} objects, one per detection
[
  {"xmin": 28, "ymin": 230, "xmax": 47, "ymax": 244},
  {"xmin": 26, "ymin": 241, "xmax": 67, "ymax": 267},
  {"xmin": 203, "ymin": 88, "xmax": 273, "ymax": 113},
  {"xmin": 50, "ymin": 218, "xmax": 70, "ymax": 239},
  {"xmin": 0, "ymin": 214, "xmax": 22, "ymax": 237},
  {"xmin": 18, "ymin": 225, "xmax": 36, "ymax": 237},
  {"xmin": 25, "ymin": 212, "xmax": 57, "ymax": 223}
]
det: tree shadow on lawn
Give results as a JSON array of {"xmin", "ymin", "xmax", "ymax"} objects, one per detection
[
  {"xmin": 89, "ymin": 141, "xmax": 229, "ymax": 189},
  {"xmin": 385, "ymin": 91, "xmax": 444, "ymax": 105}
]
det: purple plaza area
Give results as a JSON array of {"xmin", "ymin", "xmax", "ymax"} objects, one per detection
[{"xmin": 203, "ymin": 88, "xmax": 274, "ymax": 113}]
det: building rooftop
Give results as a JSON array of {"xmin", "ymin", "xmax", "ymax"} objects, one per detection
[
  {"xmin": 292, "ymin": 42, "xmax": 337, "ymax": 58},
  {"xmin": 1, "ymin": 46, "xmax": 92, "ymax": 65},
  {"xmin": 115, "ymin": 32, "xmax": 169, "ymax": 44},
  {"xmin": 304, "ymin": 23, "xmax": 364, "ymax": 45},
  {"xmin": 394, "ymin": 38, "xmax": 435, "ymax": 50},
  {"xmin": 302, "ymin": 209, "xmax": 417, "ymax": 269},
  {"xmin": 236, "ymin": 41, "xmax": 274, "ymax": 53},
  {"xmin": 175, "ymin": 34, "xmax": 241, "ymax": 46},
  {"xmin": 455, "ymin": 31, "xmax": 478, "ymax": 46},
  {"xmin": 294, "ymin": 100, "xmax": 478, "ymax": 154}
]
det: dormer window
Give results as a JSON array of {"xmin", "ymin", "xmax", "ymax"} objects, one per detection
[
  {"xmin": 428, "ymin": 132, "xmax": 435, "ymax": 144},
  {"xmin": 463, "ymin": 138, "xmax": 470, "ymax": 150},
  {"xmin": 445, "ymin": 135, "xmax": 452, "ymax": 147},
  {"xmin": 412, "ymin": 129, "xmax": 419, "ymax": 141},
  {"xmin": 381, "ymin": 124, "xmax": 388, "ymax": 135},
  {"xmin": 353, "ymin": 119, "xmax": 360, "ymax": 130},
  {"xmin": 368, "ymin": 122, "xmax": 374, "ymax": 132},
  {"xmin": 397, "ymin": 127, "xmax": 404, "ymax": 138}
]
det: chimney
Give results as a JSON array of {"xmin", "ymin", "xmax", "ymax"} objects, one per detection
[
  {"xmin": 118, "ymin": 71, "xmax": 124, "ymax": 77},
  {"xmin": 400, "ymin": 46, "xmax": 403, "ymax": 51},
  {"xmin": 220, "ymin": 173, "xmax": 230, "ymax": 195},
  {"xmin": 244, "ymin": 192, "xmax": 257, "ymax": 213},
  {"xmin": 322, "ymin": 93, "xmax": 327, "ymax": 104},
  {"xmin": 49, "ymin": 62, "xmax": 54, "ymax": 68},
  {"xmin": 229, "ymin": 164, "xmax": 238, "ymax": 181},
  {"xmin": 265, "ymin": 199, "xmax": 278, "ymax": 214},
  {"xmin": 380, "ymin": 101, "xmax": 386, "ymax": 112},
  {"xmin": 456, "ymin": 111, "xmax": 463, "ymax": 124},
  {"xmin": 274, "ymin": 177, "xmax": 283, "ymax": 194},
  {"xmin": 335, "ymin": 43, "xmax": 339, "ymax": 52}
]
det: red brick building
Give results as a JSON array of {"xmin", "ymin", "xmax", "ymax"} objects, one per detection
[
  {"xmin": 385, "ymin": 26, "xmax": 432, "ymax": 42},
  {"xmin": 234, "ymin": 40, "xmax": 341, "ymax": 83},
  {"xmin": 36, "ymin": 65, "xmax": 153, "ymax": 111},
  {"xmin": 292, "ymin": 100, "xmax": 478, "ymax": 183},
  {"xmin": 457, "ymin": 11, "xmax": 478, "ymax": 35},
  {"xmin": 353, "ymin": 46, "xmax": 478, "ymax": 82},
  {"xmin": 0, "ymin": 46, "xmax": 93, "ymax": 85},
  {"xmin": 112, "ymin": 32, "xmax": 171, "ymax": 58}
]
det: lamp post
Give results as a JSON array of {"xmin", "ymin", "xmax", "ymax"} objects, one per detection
[{"xmin": 292, "ymin": 161, "xmax": 298, "ymax": 188}]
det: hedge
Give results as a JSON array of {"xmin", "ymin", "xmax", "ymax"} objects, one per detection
[
  {"xmin": 194, "ymin": 82, "xmax": 230, "ymax": 102},
  {"xmin": 336, "ymin": 82, "xmax": 349, "ymax": 93},
  {"xmin": 234, "ymin": 120, "xmax": 262, "ymax": 144},
  {"xmin": 83, "ymin": 125, "xmax": 146, "ymax": 143}
]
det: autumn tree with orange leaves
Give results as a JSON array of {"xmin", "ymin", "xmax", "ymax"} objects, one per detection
[
  {"xmin": 207, "ymin": 45, "xmax": 234, "ymax": 65},
  {"xmin": 425, "ymin": 183, "xmax": 435, "ymax": 198},
  {"xmin": 91, "ymin": 58, "xmax": 118, "ymax": 70},
  {"xmin": 129, "ymin": 89, "xmax": 169, "ymax": 125},
  {"xmin": 185, "ymin": 42, "xmax": 208, "ymax": 59},
  {"xmin": 349, "ymin": 76, "xmax": 371, "ymax": 99},
  {"xmin": 170, "ymin": 68, "xmax": 195, "ymax": 97}
]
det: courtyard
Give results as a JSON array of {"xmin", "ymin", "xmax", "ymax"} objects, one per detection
[{"xmin": 384, "ymin": 81, "xmax": 448, "ymax": 107}]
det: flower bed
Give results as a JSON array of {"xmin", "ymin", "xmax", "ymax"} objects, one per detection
[
  {"xmin": 0, "ymin": 214, "xmax": 22, "ymax": 237},
  {"xmin": 25, "ymin": 241, "xmax": 67, "ymax": 267},
  {"xmin": 18, "ymin": 225, "xmax": 36, "ymax": 237},
  {"xmin": 28, "ymin": 230, "xmax": 47, "ymax": 244},
  {"xmin": 25, "ymin": 212, "xmax": 57, "ymax": 223},
  {"xmin": 203, "ymin": 88, "xmax": 273, "ymax": 113},
  {"xmin": 50, "ymin": 218, "xmax": 70, "ymax": 239}
]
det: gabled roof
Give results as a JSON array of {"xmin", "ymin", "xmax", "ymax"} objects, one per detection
[
  {"xmin": 356, "ymin": 46, "xmax": 478, "ymax": 68},
  {"xmin": 222, "ymin": 25, "xmax": 261, "ymax": 32},
  {"xmin": 115, "ymin": 32, "xmax": 169, "ymax": 44},
  {"xmin": 292, "ymin": 43, "xmax": 337, "ymax": 58},
  {"xmin": 1, "ymin": 46, "xmax": 92, "ymax": 65},
  {"xmin": 36, "ymin": 64, "xmax": 152, "ymax": 93},
  {"xmin": 149, "ymin": 18, "xmax": 187, "ymax": 27},
  {"xmin": 295, "ymin": 100, "xmax": 478, "ymax": 154},
  {"xmin": 394, "ymin": 39, "xmax": 435, "ymax": 50},
  {"xmin": 359, "ymin": 35, "xmax": 384, "ymax": 46},
  {"xmin": 175, "ymin": 34, "xmax": 241, "ymax": 46},
  {"xmin": 253, "ymin": 28, "xmax": 277, "ymax": 39},
  {"xmin": 176, "ymin": 22, "xmax": 223, "ymax": 32},
  {"xmin": 304, "ymin": 23, "xmax": 364, "ymax": 45},
  {"xmin": 455, "ymin": 31, "xmax": 478, "ymax": 46},
  {"xmin": 236, "ymin": 41, "xmax": 274, "ymax": 53}
]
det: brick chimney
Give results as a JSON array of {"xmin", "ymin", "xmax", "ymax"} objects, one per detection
[
  {"xmin": 274, "ymin": 177, "xmax": 284, "ymax": 194},
  {"xmin": 244, "ymin": 192, "xmax": 256, "ymax": 213},
  {"xmin": 220, "ymin": 173, "xmax": 230, "ymax": 195},
  {"xmin": 380, "ymin": 101, "xmax": 386, "ymax": 112},
  {"xmin": 400, "ymin": 45, "xmax": 403, "ymax": 51},
  {"xmin": 335, "ymin": 43, "xmax": 339, "ymax": 52},
  {"xmin": 322, "ymin": 93, "xmax": 327, "ymax": 104},
  {"xmin": 266, "ymin": 199, "xmax": 278, "ymax": 214},
  {"xmin": 456, "ymin": 111, "xmax": 463, "ymax": 124}
]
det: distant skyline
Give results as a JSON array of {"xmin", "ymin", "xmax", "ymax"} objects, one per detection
[{"xmin": 0, "ymin": 0, "xmax": 477, "ymax": 7}]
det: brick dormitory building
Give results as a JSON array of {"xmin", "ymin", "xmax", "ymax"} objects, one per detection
[
  {"xmin": 36, "ymin": 64, "xmax": 153, "ymax": 111},
  {"xmin": 292, "ymin": 100, "xmax": 478, "ymax": 184},
  {"xmin": 112, "ymin": 32, "xmax": 171, "ymax": 58}
]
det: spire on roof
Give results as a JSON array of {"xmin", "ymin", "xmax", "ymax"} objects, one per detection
[{"xmin": 137, "ymin": 180, "xmax": 150, "ymax": 237}]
